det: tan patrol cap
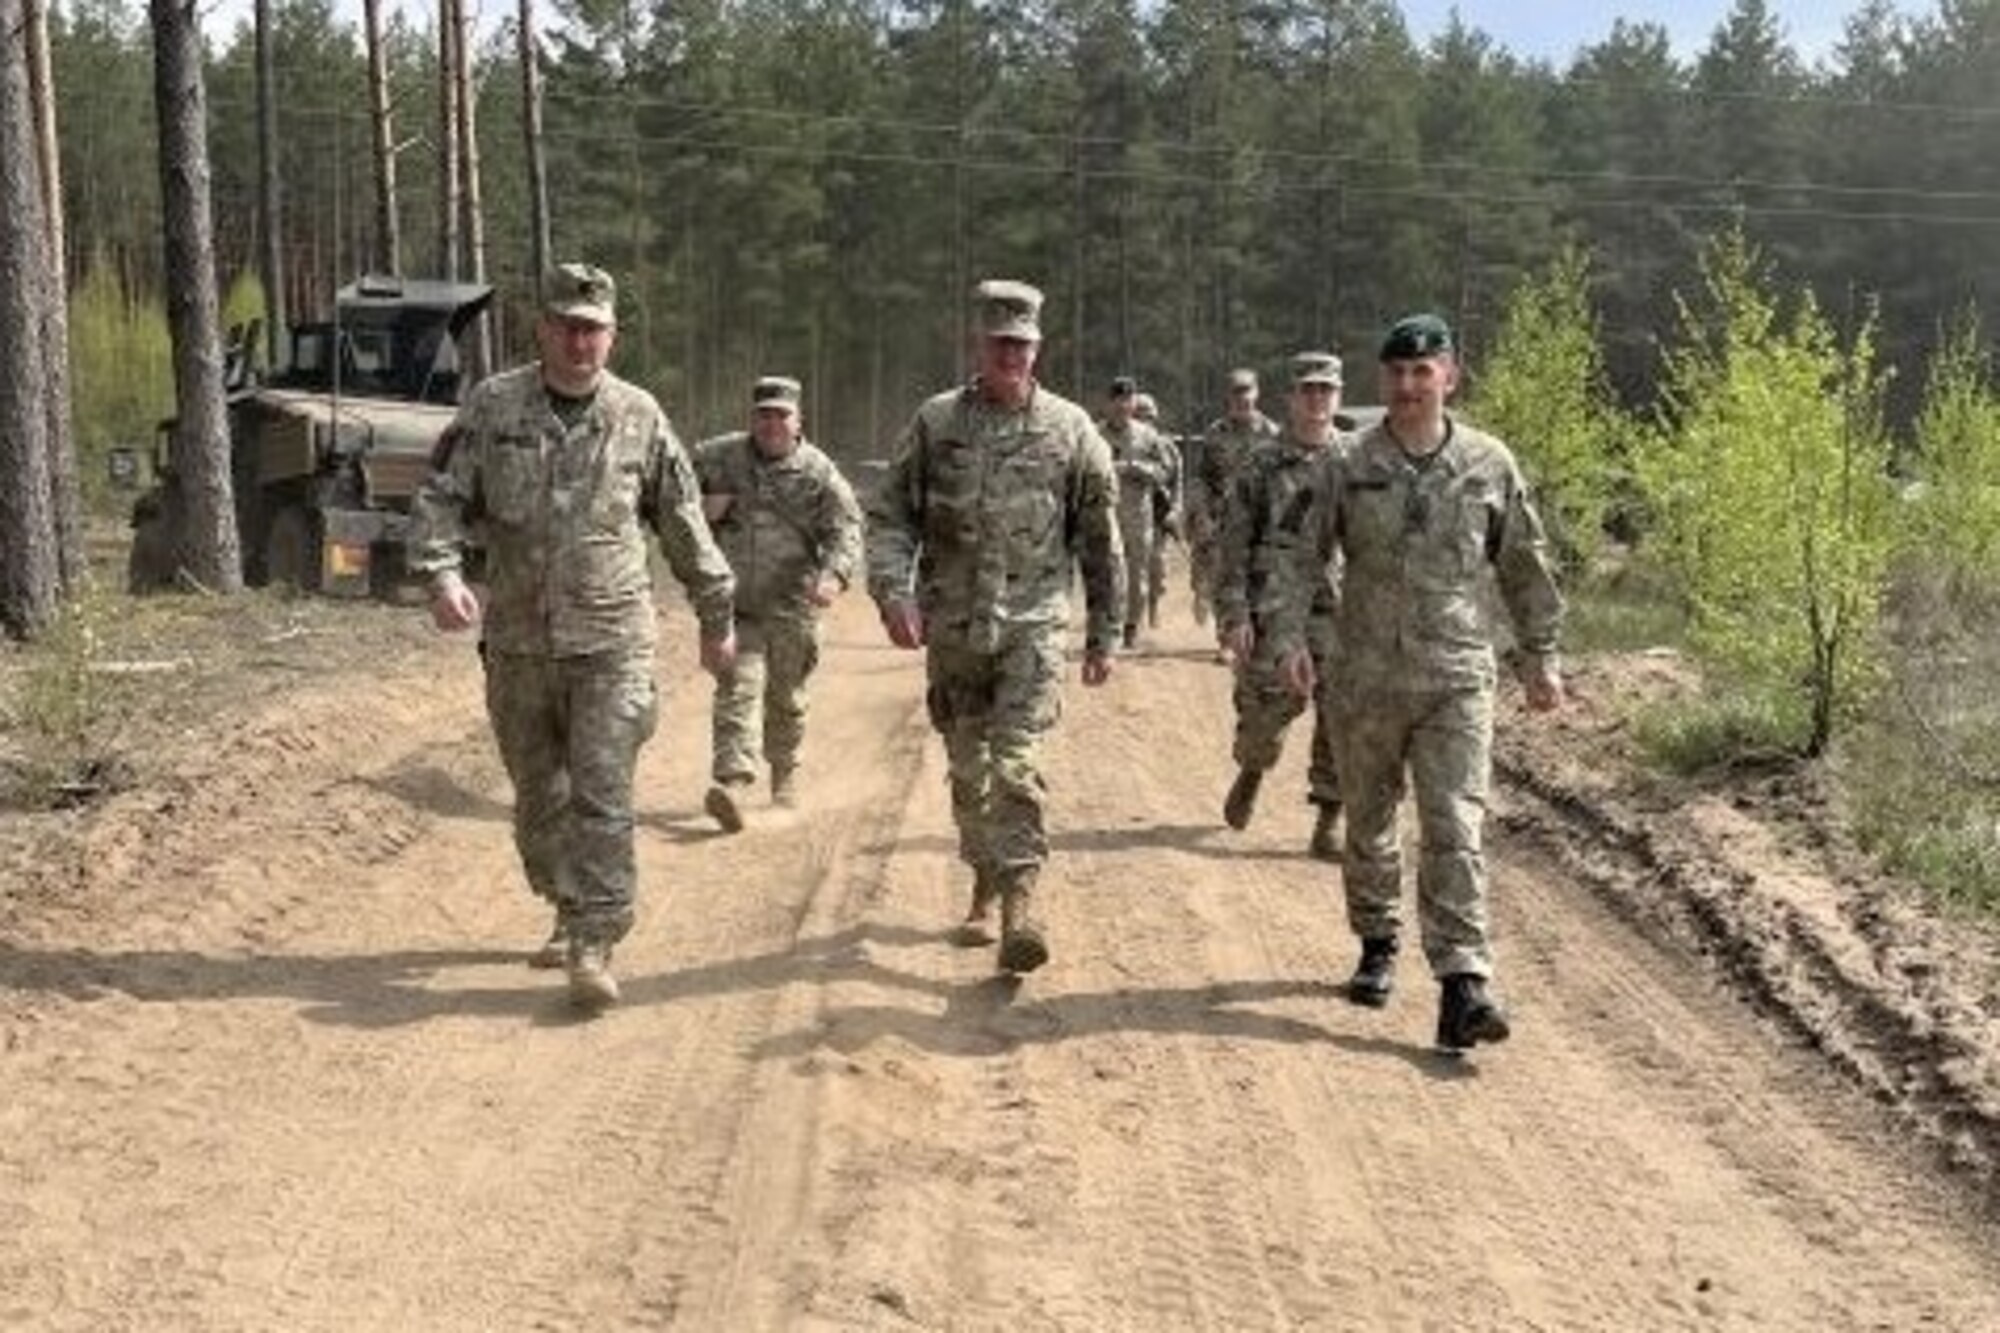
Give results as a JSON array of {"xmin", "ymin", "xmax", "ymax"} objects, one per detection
[
  {"xmin": 1291, "ymin": 350, "xmax": 1343, "ymax": 388},
  {"xmin": 545, "ymin": 262, "xmax": 616, "ymax": 326},
  {"xmin": 974, "ymin": 279, "xmax": 1044, "ymax": 341},
  {"xmin": 1227, "ymin": 367, "xmax": 1258, "ymax": 391},
  {"xmin": 751, "ymin": 375, "xmax": 802, "ymax": 411}
]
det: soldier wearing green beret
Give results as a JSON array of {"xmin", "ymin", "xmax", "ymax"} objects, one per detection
[
  {"xmin": 1268, "ymin": 313, "xmax": 1566, "ymax": 1053},
  {"xmin": 865, "ymin": 279, "xmax": 1124, "ymax": 974},
  {"xmin": 1214, "ymin": 351, "xmax": 1346, "ymax": 859},
  {"xmin": 408, "ymin": 263, "xmax": 738, "ymax": 1009},
  {"xmin": 692, "ymin": 375, "xmax": 864, "ymax": 830}
]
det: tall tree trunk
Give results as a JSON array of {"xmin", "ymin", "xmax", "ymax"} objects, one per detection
[
  {"xmin": 363, "ymin": 0, "xmax": 400, "ymax": 274},
  {"xmin": 254, "ymin": 0, "xmax": 284, "ymax": 369},
  {"xmin": 149, "ymin": 0, "xmax": 241, "ymax": 593},
  {"xmin": 435, "ymin": 0, "xmax": 460, "ymax": 278},
  {"xmin": 1, "ymin": 0, "xmax": 60, "ymax": 637},
  {"xmin": 454, "ymin": 0, "xmax": 489, "ymax": 383},
  {"xmin": 517, "ymin": 0, "xmax": 549, "ymax": 297},
  {"xmin": 24, "ymin": 0, "xmax": 80, "ymax": 594}
]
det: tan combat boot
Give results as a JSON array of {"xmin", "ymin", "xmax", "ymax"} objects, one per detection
[
  {"xmin": 997, "ymin": 873, "xmax": 1049, "ymax": 974},
  {"xmin": 528, "ymin": 909, "xmax": 571, "ymax": 970},
  {"xmin": 567, "ymin": 940, "xmax": 620, "ymax": 1009},
  {"xmin": 704, "ymin": 781, "xmax": 747, "ymax": 834},
  {"xmin": 770, "ymin": 766, "xmax": 799, "ymax": 810},
  {"xmin": 950, "ymin": 869, "xmax": 999, "ymax": 948}
]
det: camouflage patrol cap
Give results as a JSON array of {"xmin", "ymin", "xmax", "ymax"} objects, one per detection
[
  {"xmin": 751, "ymin": 375, "xmax": 803, "ymax": 412},
  {"xmin": 1291, "ymin": 350, "xmax": 1344, "ymax": 388},
  {"xmin": 1227, "ymin": 367, "xmax": 1259, "ymax": 391},
  {"xmin": 545, "ymin": 262, "xmax": 616, "ymax": 326},
  {"xmin": 1109, "ymin": 374, "xmax": 1139, "ymax": 398},
  {"xmin": 973, "ymin": 279, "xmax": 1044, "ymax": 341},
  {"xmin": 1380, "ymin": 312, "xmax": 1454, "ymax": 361}
]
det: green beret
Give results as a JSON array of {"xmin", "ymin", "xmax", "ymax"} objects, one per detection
[{"xmin": 1380, "ymin": 313, "xmax": 1454, "ymax": 361}]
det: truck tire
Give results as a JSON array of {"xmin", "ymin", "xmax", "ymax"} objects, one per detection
[{"xmin": 264, "ymin": 504, "xmax": 322, "ymax": 592}]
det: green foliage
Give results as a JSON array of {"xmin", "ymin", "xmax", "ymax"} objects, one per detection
[
  {"xmin": 66, "ymin": 260, "xmax": 174, "ymax": 512},
  {"xmin": 1634, "ymin": 230, "xmax": 1897, "ymax": 757},
  {"xmin": 1468, "ymin": 247, "xmax": 1626, "ymax": 573},
  {"xmin": 0, "ymin": 578, "xmax": 134, "ymax": 809},
  {"xmin": 1633, "ymin": 688, "xmax": 1806, "ymax": 774},
  {"xmin": 1900, "ymin": 310, "xmax": 2000, "ymax": 594}
]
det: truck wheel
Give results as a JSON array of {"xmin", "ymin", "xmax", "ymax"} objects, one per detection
[{"xmin": 264, "ymin": 504, "xmax": 322, "ymax": 592}]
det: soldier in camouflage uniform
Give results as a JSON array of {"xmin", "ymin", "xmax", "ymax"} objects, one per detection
[
  {"xmin": 866, "ymin": 279, "xmax": 1123, "ymax": 974},
  {"xmin": 1133, "ymin": 392, "xmax": 1182, "ymax": 629},
  {"xmin": 692, "ymin": 376, "xmax": 863, "ymax": 830},
  {"xmin": 1192, "ymin": 368, "xmax": 1281, "ymax": 642},
  {"xmin": 408, "ymin": 263, "xmax": 737, "ymax": 1009},
  {"xmin": 1100, "ymin": 377, "xmax": 1177, "ymax": 649},
  {"xmin": 1213, "ymin": 352, "xmax": 1346, "ymax": 859},
  {"xmin": 1270, "ymin": 313, "xmax": 1565, "ymax": 1053}
]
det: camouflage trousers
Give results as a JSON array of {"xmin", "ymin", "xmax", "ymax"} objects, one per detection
[
  {"xmin": 1233, "ymin": 637, "xmax": 1339, "ymax": 806},
  {"xmin": 710, "ymin": 613, "xmax": 820, "ymax": 785},
  {"xmin": 1119, "ymin": 499, "xmax": 1157, "ymax": 633},
  {"xmin": 925, "ymin": 630, "xmax": 1064, "ymax": 885},
  {"xmin": 1187, "ymin": 526, "xmax": 1218, "ymax": 620},
  {"xmin": 1332, "ymin": 684, "xmax": 1495, "ymax": 979},
  {"xmin": 484, "ymin": 647, "xmax": 660, "ymax": 947}
]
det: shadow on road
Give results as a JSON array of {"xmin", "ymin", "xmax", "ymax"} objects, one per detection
[{"xmin": 865, "ymin": 822, "xmax": 1319, "ymax": 866}]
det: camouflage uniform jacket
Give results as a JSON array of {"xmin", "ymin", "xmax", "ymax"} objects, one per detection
[
  {"xmin": 1101, "ymin": 418, "xmax": 1177, "ymax": 521},
  {"xmin": 408, "ymin": 364, "xmax": 736, "ymax": 656},
  {"xmin": 1265, "ymin": 417, "xmax": 1563, "ymax": 692},
  {"xmin": 691, "ymin": 431, "xmax": 863, "ymax": 620},
  {"xmin": 866, "ymin": 381, "xmax": 1125, "ymax": 655},
  {"xmin": 1193, "ymin": 410, "xmax": 1280, "ymax": 530},
  {"xmin": 1214, "ymin": 429, "xmax": 1341, "ymax": 646}
]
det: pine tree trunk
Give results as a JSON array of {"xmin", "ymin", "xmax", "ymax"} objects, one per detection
[
  {"xmin": 364, "ymin": 0, "xmax": 400, "ymax": 274},
  {"xmin": 0, "ymin": 0, "xmax": 60, "ymax": 637},
  {"xmin": 436, "ymin": 0, "xmax": 460, "ymax": 278},
  {"xmin": 150, "ymin": 0, "xmax": 242, "ymax": 593},
  {"xmin": 254, "ymin": 0, "xmax": 285, "ymax": 367},
  {"xmin": 24, "ymin": 0, "xmax": 81, "ymax": 594},
  {"xmin": 454, "ymin": 0, "xmax": 489, "ymax": 383},
  {"xmin": 517, "ymin": 0, "xmax": 549, "ymax": 295}
]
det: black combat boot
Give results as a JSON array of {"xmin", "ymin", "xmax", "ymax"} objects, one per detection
[
  {"xmin": 1122, "ymin": 622, "xmax": 1139, "ymax": 650},
  {"xmin": 1346, "ymin": 935, "xmax": 1398, "ymax": 1007},
  {"xmin": 1436, "ymin": 973, "xmax": 1511, "ymax": 1052},
  {"xmin": 1223, "ymin": 767, "xmax": 1263, "ymax": 830},
  {"xmin": 1308, "ymin": 801, "xmax": 1342, "ymax": 861},
  {"xmin": 997, "ymin": 874, "xmax": 1050, "ymax": 974}
]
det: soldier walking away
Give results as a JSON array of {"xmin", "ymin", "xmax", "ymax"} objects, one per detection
[
  {"xmin": 692, "ymin": 376, "xmax": 864, "ymax": 831},
  {"xmin": 1133, "ymin": 392, "xmax": 1183, "ymax": 630},
  {"xmin": 407, "ymin": 263, "xmax": 738, "ymax": 1010},
  {"xmin": 1213, "ymin": 352, "xmax": 1347, "ymax": 859},
  {"xmin": 1270, "ymin": 313, "xmax": 1565, "ymax": 1053},
  {"xmin": 1190, "ymin": 368, "xmax": 1280, "ymax": 651},
  {"xmin": 866, "ymin": 279, "xmax": 1123, "ymax": 974},
  {"xmin": 1100, "ymin": 376, "xmax": 1177, "ymax": 650}
]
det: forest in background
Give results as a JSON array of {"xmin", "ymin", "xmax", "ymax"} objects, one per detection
[{"xmin": 46, "ymin": 0, "xmax": 2000, "ymax": 460}]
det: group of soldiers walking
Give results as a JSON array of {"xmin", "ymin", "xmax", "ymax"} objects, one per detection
[{"xmin": 407, "ymin": 262, "xmax": 1566, "ymax": 1055}]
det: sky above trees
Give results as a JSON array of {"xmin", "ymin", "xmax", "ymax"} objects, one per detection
[{"xmin": 1398, "ymin": 0, "xmax": 1907, "ymax": 63}]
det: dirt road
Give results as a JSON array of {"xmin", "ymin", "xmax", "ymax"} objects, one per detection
[{"xmin": 3, "ymin": 592, "xmax": 1998, "ymax": 1331}]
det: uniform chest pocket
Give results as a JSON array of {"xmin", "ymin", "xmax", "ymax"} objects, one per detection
[
  {"xmin": 483, "ymin": 437, "xmax": 543, "ymax": 525},
  {"xmin": 996, "ymin": 447, "xmax": 1062, "ymax": 545},
  {"xmin": 590, "ymin": 454, "xmax": 645, "ymax": 530},
  {"xmin": 1344, "ymin": 479, "xmax": 1403, "ymax": 554},
  {"xmin": 1452, "ymin": 484, "xmax": 1497, "ymax": 572}
]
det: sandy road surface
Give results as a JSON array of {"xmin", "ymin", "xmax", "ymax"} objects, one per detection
[{"xmin": 3, "ymin": 592, "xmax": 1998, "ymax": 1331}]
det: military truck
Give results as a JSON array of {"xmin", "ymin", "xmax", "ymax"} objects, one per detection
[{"xmin": 130, "ymin": 275, "xmax": 493, "ymax": 597}]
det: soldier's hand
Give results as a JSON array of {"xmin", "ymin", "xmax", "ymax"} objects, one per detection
[
  {"xmin": 881, "ymin": 599, "xmax": 926, "ymax": 650},
  {"xmin": 1279, "ymin": 648, "xmax": 1316, "ymax": 699},
  {"xmin": 806, "ymin": 573, "xmax": 841, "ymax": 608},
  {"xmin": 701, "ymin": 630, "xmax": 738, "ymax": 676},
  {"xmin": 1221, "ymin": 621, "xmax": 1255, "ymax": 665},
  {"xmin": 1081, "ymin": 649, "xmax": 1113, "ymax": 687},
  {"xmin": 429, "ymin": 574, "xmax": 481, "ymax": 633},
  {"xmin": 1523, "ymin": 663, "xmax": 1566, "ymax": 713}
]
